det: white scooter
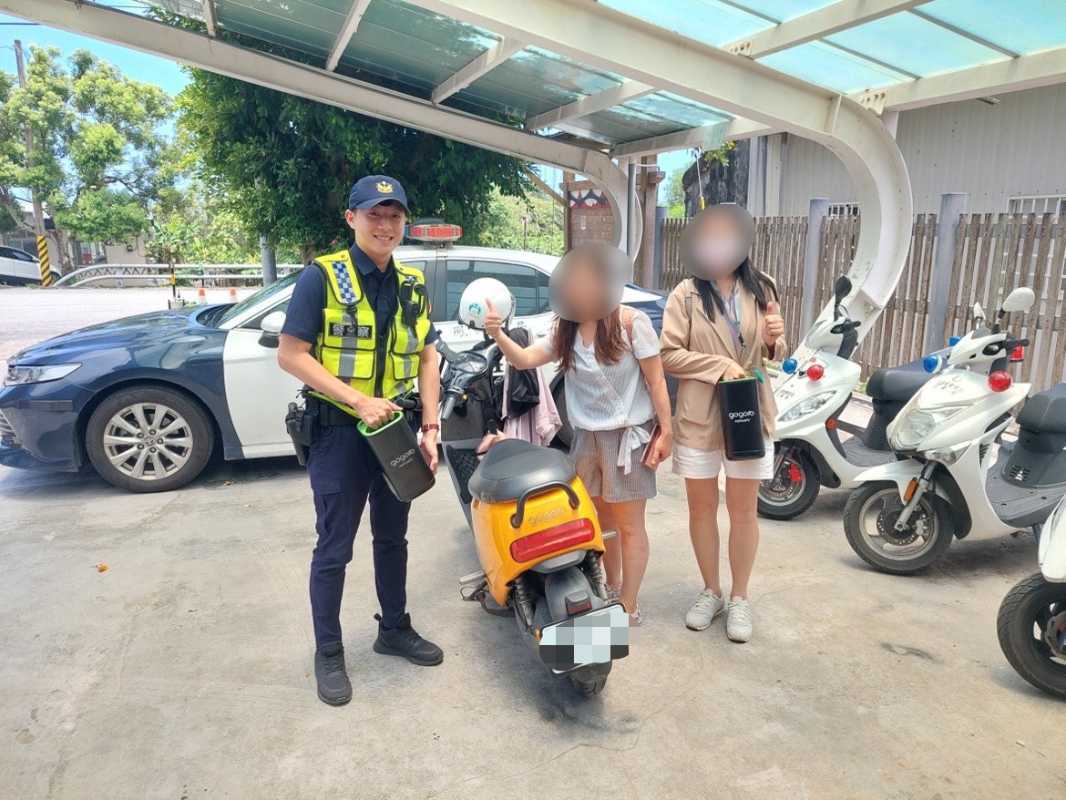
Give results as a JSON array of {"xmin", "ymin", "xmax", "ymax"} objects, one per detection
[
  {"xmin": 997, "ymin": 494, "xmax": 1066, "ymax": 699},
  {"xmin": 844, "ymin": 286, "xmax": 1066, "ymax": 574},
  {"xmin": 758, "ymin": 275, "xmax": 933, "ymax": 519}
]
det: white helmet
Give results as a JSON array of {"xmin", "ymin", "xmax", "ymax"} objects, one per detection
[{"xmin": 458, "ymin": 277, "xmax": 514, "ymax": 329}]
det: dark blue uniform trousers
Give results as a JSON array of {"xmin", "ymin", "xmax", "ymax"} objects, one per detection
[{"xmin": 307, "ymin": 423, "xmax": 410, "ymax": 650}]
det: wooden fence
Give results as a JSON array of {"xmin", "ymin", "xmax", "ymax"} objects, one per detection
[{"xmin": 658, "ymin": 212, "xmax": 1066, "ymax": 390}]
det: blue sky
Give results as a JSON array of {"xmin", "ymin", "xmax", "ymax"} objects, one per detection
[{"xmin": 0, "ymin": 13, "xmax": 689, "ymax": 203}]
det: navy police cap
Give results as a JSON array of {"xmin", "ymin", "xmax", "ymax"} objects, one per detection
[{"xmin": 348, "ymin": 175, "xmax": 410, "ymax": 212}]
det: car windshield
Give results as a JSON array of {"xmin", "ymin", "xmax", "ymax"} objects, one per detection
[{"xmin": 213, "ymin": 272, "xmax": 299, "ymax": 326}]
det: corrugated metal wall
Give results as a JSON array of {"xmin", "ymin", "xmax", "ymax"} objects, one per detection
[{"xmin": 775, "ymin": 83, "xmax": 1066, "ymax": 215}]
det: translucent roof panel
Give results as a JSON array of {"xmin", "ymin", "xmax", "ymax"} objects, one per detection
[
  {"xmin": 596, "ymin": 0, "xmax": 774, "ymax": 48},
  {"xmin": 758, "ymin": 41, "xmax": 910, "ymax": 94},
  {"xmin": 733, "ymin": 0, "xmax": 837, "ymax": 21},
  {"xmin": 338, "ymin": 0, "xmax": 501, "ymax": 99},
  {"xmin": 576, "ymin": 92, "xmax": 732, "ymax": 142},
  {"xmin": 825, "ymin": 12, "xmax": 1008, "ymax": 77},
  {"xmin": 214, "ymin": 0, "xmax": 346, "ymax": 61},
  {"xmin": 919, "ymin": 0, "xmax": 1066, "ymax": 56}
]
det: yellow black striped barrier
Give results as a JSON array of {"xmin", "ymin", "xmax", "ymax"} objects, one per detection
[{"xmin": 37, "ymin": 235, "xmax": 53, "ymax": 287}]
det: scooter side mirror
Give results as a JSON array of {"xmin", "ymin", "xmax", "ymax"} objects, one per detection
[
  {"xmin": 1001, "ymin": 287, "xmax": 1036, "ymax": 314},
  {"xmin": 832, "ymin": 275, "xmax": 852, "ymax": 303},
  {"xmin": 972, "ymin": 302, "xmax": 986, "ymax": 327}
]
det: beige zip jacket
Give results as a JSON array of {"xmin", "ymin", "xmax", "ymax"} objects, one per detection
[{"xmin": 660, "ymin": 277, "xmax": 787, "ymax": 452}]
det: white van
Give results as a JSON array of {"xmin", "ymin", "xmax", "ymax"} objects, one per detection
[{"xmin": 0, "ymin": 246, "xmax": 58, "ymax": 286}]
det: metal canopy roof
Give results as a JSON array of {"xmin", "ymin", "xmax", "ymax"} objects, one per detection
[
  {"xmin": 144, "ymin": 0, "xmax": 1066, "ymax": 155},
  {"xmin": 7, "ymin": 0, "xmax": 1066, "ymax": 350}
]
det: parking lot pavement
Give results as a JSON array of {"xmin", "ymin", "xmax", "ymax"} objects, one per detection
[{"xmin": 2, "ymin": 452, "xmax": 1064, "ymax": 800}]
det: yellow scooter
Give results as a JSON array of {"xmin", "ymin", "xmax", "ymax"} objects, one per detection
[{"xmin": 437, "ymin": 339, "xmax": 628, "ymax": 695}]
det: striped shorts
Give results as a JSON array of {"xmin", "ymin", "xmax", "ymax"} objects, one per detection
[{"xmin": 570, "ymin": 422, "xmax": 657, "ymax": 503}]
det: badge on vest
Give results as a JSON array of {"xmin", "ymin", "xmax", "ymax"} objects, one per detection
[{"xmin": 330, "ymin": 322, "xmax": 372, "ymax": 339}]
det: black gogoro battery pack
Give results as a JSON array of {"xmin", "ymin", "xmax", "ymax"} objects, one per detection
[
  {"xmin": 718, "ymin": 376, "xmax": 765, "ymax": 461},
  {"xmin": 357, "ymin": 413, "xmax": 435, "ymax": 502}
]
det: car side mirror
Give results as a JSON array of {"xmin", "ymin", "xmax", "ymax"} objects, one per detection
[
  {"xmin": 1000, "ymin": 287, "xmax": 1035, "ymax": 314},
  {"xmin": 258, "ymin": 311, "xmax": 286, "ymax": 349}
]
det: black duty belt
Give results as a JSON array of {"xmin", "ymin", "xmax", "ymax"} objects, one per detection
[{"xmin": 309, "ymin": 397, "xmax": 361, "ymax": 427}]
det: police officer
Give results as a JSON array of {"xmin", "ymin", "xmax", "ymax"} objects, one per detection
[{"xmin": 278, "ymin": 175, "xmax": 443, "ymax": 706}]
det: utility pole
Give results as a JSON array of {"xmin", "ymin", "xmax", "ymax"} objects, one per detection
[{"xmin": 14, "ymin": 40, "xmax": 54, "ymax": 285}]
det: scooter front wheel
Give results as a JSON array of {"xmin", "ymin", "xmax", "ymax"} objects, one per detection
[
  {"xmin": 843, "ymin": 481, "xmax": 953, "ymax": 574},
  {"xmin": 758, "ymin": 449, "xmax": 820, "ymax": 520},
  {"xmin": 997, "ymin": 572, "xmax": 1066, "ymax": 699}
]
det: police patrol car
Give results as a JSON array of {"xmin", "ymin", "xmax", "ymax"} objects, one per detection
[{"xmin": 0, "ymin": 226, "xmax": 666, "ymax": 492}]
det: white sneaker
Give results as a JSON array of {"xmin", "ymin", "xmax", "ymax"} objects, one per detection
[
  {"xmin": 726, "ymin": 597, "xmax": 753, "ymax": 643},
  {"xmin": 685, "ymin": 589, "xmax": 725, "ymax": 631}
]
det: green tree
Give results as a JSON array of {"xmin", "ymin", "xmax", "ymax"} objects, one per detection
[
  {"xmin": 478, "ymin": 188, "xmax": 564, "ymax": 256},
  {"xmin": 664, "ymin": 169, "xmax": 686, "ymax": 218},
  {"xmin": 178, "ymin": 72, "xmax": 532, "ymax": 262},
  {"xmin": 0, "ymin": 47, "xmax": 178, "ymax": 269}
]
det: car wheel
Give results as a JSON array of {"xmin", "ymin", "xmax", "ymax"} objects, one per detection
[{"xmin": 86, "ymin": 386, "xmax": 214, "ymax": 492}]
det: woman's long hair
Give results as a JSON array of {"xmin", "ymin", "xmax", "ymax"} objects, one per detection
[
  {"xmin": 694, "ymin": 257, "xmax": 778, "ymax": 321},
  {"xmin": 553, "ymin": 307, "xmax": 626, "ymax": 374}
]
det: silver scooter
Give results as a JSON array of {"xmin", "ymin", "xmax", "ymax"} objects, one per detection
[
  {"xmin": 998, "ymin": 494, "xmax": 1066, "ymax": 699},
  {"xmin": 845, "ymin": 287, "xmax": 1066, "ymax": 574}
]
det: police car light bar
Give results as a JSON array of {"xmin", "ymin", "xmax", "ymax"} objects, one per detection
[{"xmin": 409, "ymin": 222, "xmax": 462, "ymax": 242}]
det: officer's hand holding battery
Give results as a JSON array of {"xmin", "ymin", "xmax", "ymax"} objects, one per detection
[{"xmin": 350, "ymin": 392, "xmax": 401, "ymax": 428}]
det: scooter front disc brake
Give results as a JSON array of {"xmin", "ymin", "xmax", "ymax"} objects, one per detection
[
  {"xmin": 1045, "ymin": 607, "xmax": 1066, "ymax": 658},
  {"xmin": 876, "ymin": 495, "xmax": 925, "ymax": 547}
]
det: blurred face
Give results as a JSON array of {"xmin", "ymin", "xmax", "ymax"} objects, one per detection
[
  {"xmin": 347, "ymin": 201, "xmax": 406, "ymax": 265},
  {"xmin": 682, "ymin": 205, "xmax": 755, "ymax": 280},
  {"xmin": 549, "ymin": 243, "xmax": 631, "ymax": 322}
]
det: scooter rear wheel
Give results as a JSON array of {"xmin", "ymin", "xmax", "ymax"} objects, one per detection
[
  {"xmin": 758, "ymin": 449, "xmax": 820, "ymax": 520},
  {"xmin": 997, "ymin": 572, "xmax": 1066, "ymax": 699}
]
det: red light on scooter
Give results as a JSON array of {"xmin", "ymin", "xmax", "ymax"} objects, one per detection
[
  {"xmin": 1010, "ymin": 345, "xmax": 1025, "ymax": 362},
  {"xmin": 988, "ymin": 370, "xmax": 1012, "ymax": 392},
  {"xmin": 806, "ymin": 363, "xmax": 825, "ymax": 381},
  {"xmin": 510, "ymin": 518, "xmax": 595, "ymax": 563}
]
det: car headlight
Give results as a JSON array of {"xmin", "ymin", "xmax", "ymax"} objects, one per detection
[
  {"xmin": 779, "ymin": 391, "xmax": 837, "ymax": 423},
  {"xmin": 890, "ymin": 404, "xmax": 967, "ymax": 450},
  {"xmin": 3, "ymin": 363, "xmax": 81, "ymax": 386}
]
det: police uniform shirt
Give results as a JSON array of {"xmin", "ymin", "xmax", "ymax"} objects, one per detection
[{"xmin": 281, "ymin": 243, "xmax": 439, "ymax": 366}]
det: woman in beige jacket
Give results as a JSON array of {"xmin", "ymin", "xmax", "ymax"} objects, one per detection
[{"xmin": 660, "ymin": 207, "xmax": 786, "ymax": 643}]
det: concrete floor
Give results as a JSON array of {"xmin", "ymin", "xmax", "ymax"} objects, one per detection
[{"xmin": 2, "ymin": 288, "xmax": 1065, "ymax": 799}]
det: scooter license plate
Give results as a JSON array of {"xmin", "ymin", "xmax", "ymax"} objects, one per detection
[{"xmin": 539, "ymin": 603, "xmax": 629, "ymax": 672}]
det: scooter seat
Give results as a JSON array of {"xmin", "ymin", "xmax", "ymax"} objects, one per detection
[
  {"xmin": 867, "ymin": 366, "xmax": 931, "ymax": 403},
  {"xmin": 1018, "ymin": 383, "xmax": 1066, "ymax": 434},
  {"xmin": 468, "ymin": 439, "xmax": 576, "ymax": 504}
]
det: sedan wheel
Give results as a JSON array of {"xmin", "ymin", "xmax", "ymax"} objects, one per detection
[{"xmin": 87, "ymin": 386, "xmax": 214, "ymax": 492}]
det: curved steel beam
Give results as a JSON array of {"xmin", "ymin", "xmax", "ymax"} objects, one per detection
[
  {"xmin": 407, "ymin": 0, "xmax": 913, "ymax": 345},
  {"xmin": 3, "ymin": 0, "xmax": 639, "ymax": 255}
]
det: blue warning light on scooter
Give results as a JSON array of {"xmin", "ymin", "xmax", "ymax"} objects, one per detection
[
  {"xmin": 782, "ymin": 357, "xmax": 798, "ymax": 374},
  {"xmin": 949, "ymin": 336, "xmax": 961, "ymax": 346},
  {"xmin": 923, "ymin": 354, "xmax": 941, "ymax": 373}
]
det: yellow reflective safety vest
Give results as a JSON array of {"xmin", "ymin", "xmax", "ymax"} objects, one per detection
[{"xmin": 312, "ymin": 248, "xmax": 431, "ymax": 405}]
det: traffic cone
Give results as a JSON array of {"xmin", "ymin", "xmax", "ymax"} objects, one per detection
[
  {"xmin": 197, "ymin": 286, "xmax": 207, "ymax": 305},
  {"xmin": 228, "ymin": 287, "xmax": 238, "ymax": 302}
]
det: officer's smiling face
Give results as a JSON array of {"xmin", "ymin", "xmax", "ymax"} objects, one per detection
[{"xmin": 348, "ymin": 201, "xmax": 406, "ymax": 266}]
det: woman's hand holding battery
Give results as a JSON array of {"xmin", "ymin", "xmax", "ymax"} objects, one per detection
[{"xmin": 719, "ymin": 360, "xmax": 748, "ymax": 382}]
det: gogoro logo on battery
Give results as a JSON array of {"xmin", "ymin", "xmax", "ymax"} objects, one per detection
[
  {"xmin": 728, "ymin": 410, "xmax": 756, "ymax": 422},
  {"xmin": 390, "ymin": 448, "xmax": 416, "ymax": 467}
]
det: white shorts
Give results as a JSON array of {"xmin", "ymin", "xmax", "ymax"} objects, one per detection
[{"xmin": 671, "ymin": 441, "xmax": 775, "ymax": 481}]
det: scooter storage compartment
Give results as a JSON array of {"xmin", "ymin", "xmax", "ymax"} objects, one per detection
[
  {"xmin": 1004, "ymin": 427, "xmax": 1066, "ymax": 488},
  {"xmin": 718, "ymin": 377, "xmax": 764, "ymax": 460}
]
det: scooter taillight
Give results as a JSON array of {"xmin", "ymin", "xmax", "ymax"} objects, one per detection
[{"xmin": 510, "ymin": 518, "xmax": 595, "ymax": 563}]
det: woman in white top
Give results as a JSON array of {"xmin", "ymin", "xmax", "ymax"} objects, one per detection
[{"xmin": 483, "ymin": 244, "xmax": 673, "ymax": 624}]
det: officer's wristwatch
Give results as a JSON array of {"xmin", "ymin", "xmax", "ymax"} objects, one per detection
[{"xmin": 421, "ymin": 423, "xmax": 440, "ymax": 433}]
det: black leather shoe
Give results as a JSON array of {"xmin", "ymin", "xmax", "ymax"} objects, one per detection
[
  {"xmin": 314, "ymin": 643, "xmax": 352, "ymax": 706},
  {"xmin": 372, "ymin": 613, "xmax": 444, "ymax": 666}
]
